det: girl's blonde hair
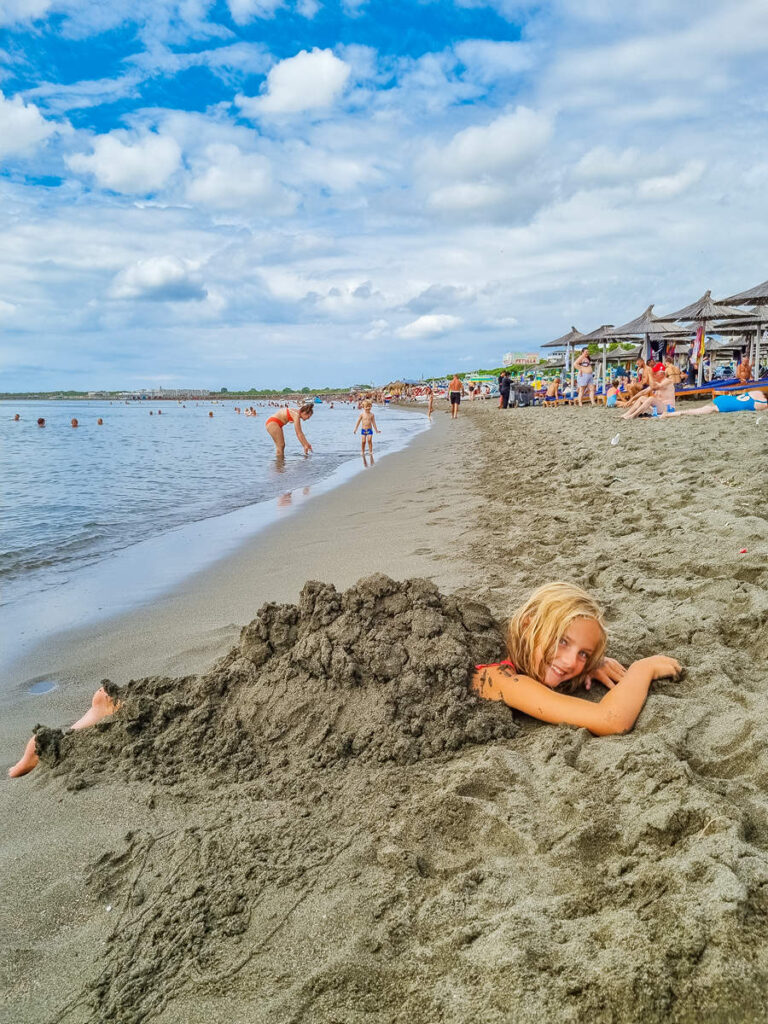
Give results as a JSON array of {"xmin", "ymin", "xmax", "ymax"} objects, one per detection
[
  {"xmin": 506, "ymin": 582, "xmax": 607, "ymax": 691},
  {"xmin": 363, "ymin": 400, "xmax": 372, "ymax": 409}
]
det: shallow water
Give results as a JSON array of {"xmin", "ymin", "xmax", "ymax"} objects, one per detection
[{"xmin": 0, "ymin": 399, "xmax": 427, "ymax": 633}]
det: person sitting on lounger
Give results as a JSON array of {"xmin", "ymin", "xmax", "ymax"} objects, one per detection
[
  {"xmin": 664, "ymin": 357, "xmax": 682, "ymax": 385},
  {"xmin": 664, "ymin": 390, "xmax": 767, "ymax": 417},
  {"xmin": 621, "ymin": 362, "xmax": 675, "ymax": 419},
  {"xmin": 735, "ymin": 357, "xmax": 753, "ymax": 384}
]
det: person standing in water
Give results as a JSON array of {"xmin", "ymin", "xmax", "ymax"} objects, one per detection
[
  {"xmin": 448, "ymin": 375, "xmax": 464, "ymax": 419},
  {"xmin": 265, "ymin": 403, "xmax": 314, "ymax": 457},
  {"xmin": 354, "ymin": 399, "xmax": 381, "ymax": 458}
]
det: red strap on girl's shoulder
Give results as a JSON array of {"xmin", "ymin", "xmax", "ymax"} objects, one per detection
[{"xmin": 474, "ymin": 658, "xmax": 515, "ymax": 672}]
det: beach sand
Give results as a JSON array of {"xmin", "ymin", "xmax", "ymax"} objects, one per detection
[{"xmin": 1, "ymin": 402, "xmax": 767, "ymax": 1023}]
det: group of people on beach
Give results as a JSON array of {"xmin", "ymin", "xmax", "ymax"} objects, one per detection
[{"xmin": 541, "ymin": 352, "xmax": 765, "ymax": 418}]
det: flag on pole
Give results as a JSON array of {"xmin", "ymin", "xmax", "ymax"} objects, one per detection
[{"xmin": 691, "ymin": 325, "xmax": 705, "ymax": 365}]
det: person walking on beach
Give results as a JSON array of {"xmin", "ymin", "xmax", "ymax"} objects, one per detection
[
  {"xmin": 354, "ymin": 400, "xmax": 381, "ymax": 457},
  {"xmin": 265, "ymin": 403, "xmax": 314, "ymax": 458},
  {"xmin": 448, "ymin": 375, "xmax": 464, "ymax": 419},
  {"xmin": 573, "ymin": 348, "xmax": 596, "ymax": 406},
  {"xmin": 426, "ymin": 386, "xmax": 434, "ymax": 419},
  {"xmin": 498, "ymin": 371, "xmax": 512, "ymax": 409}
]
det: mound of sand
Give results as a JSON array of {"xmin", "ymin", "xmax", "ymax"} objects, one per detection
[
  {"xmin": 37, "ymin": 574, "xmax": 516, "ymax": 789},
  {"xmin": 23, "ymin": 553, "xmax": 768, "ymax": 1023}
]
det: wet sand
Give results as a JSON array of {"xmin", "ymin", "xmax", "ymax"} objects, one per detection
[{"xmin": 1, "ymin": 402, "xmax": 767, "ymax": 1023}]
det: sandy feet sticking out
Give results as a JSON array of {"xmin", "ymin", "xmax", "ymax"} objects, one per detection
[{"xmin": 8, "ymin": 686, "xmax": 120, "ymax": 778}]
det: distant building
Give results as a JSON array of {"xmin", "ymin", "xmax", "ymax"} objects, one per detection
[
  {"xmin": 503, "ymin": 352, "xmax": 539, "ymax": 366},
  {"xmin": 117, "ymin": 387, "xmax": 212, "ymax": 399}
]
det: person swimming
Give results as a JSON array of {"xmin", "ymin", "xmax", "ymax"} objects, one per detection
[
  {"xmin": 265, "ymin": 403, "xmax": 314, "ymax": 457},
  {"xmin": 472, "ymin": 582, "xmax": 681, "ymax": 735}
]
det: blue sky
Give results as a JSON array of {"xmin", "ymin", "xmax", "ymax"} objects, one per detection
[{"xmin": 1, "ymin": 0, "xmax": 767, "ymax": 390}]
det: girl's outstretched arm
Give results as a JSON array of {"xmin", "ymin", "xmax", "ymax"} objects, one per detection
[
  {"xmin": 371, "ymin": 414, "xmax": 381, "ymax": 433},
  {"xmin": 472, "ymin": 656, "xmax": 681, "ymax": 737},
  {"xmin": 353, "ymin": 415, "xmax": 362, "ymax": 432}
]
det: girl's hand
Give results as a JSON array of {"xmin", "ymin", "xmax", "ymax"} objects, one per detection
[
  {"xmin": 585, "ymin": 656, "xmax": 626, "ymax": 691},
  {"xmin": 304, "ymin": 444, "xmax": 312, "ymax": 454},
  {"xmin": 641, "ymin": 655, "xmax": 682, "ymax": 680}
]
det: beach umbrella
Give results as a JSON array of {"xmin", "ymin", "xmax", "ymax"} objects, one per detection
[
  {"xmin": 541, "ymin": 327, "xmax": 585, "ymax": 393},
  {"xmin": 717, "ymin": 281, "xmax": 768, "ymax": 375},
  {"xmin": 656, "ymin": 291, "xmax": 747, "ymax": 386},
  {"xmin": 719, "ymin": 278, "xmax": 768, "ymax": 306},
  {"xmin": 712, "ymin": 307, "xmax": 768, "ymax": 378},
  {"xmin": 607, "ymin": 304, "xmax": 691, "ymax": 369},
  {"xmin": 580, "ymin": 324, "xmax": 615, "ymax": 387}
]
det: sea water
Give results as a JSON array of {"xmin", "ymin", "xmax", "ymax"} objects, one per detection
[{"xmin": 0, "ymin": 399, "xmax": 428, "ymax": 667}]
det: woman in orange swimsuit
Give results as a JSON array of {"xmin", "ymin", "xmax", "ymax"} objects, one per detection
[
  {"xmin": 265, "ymin": 402, "xmax": 314, "ymax": 457},
  {"xmin": 472, "ymin": 582, "xmax": 681, "ymax": 735}
]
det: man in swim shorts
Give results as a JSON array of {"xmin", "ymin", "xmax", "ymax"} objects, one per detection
[{"xmin": 448, "ymin": 375, "xmax": 464, "ymax": 419}]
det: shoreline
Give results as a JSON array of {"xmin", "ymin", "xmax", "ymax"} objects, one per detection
[
  {"xmin": 1, "ymin": 408, "xmax": 464, "ymax": 760},
  {"xmin": 0, "ymin": 404, "xmax": 430, "ymax": 677}
]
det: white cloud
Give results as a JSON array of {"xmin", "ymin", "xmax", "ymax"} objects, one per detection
[
  {"xmin": 397, "ymin": 314, "xmax": 462, "ymax": 339},
  {"xmin": 638, "ymin": 160, "xmax": 705, "ymax": 200},
  {"xmin": 226, "ymin": 0, "xmax": 284, "ymax": 23},
  {"xmin": 237, "ymin": 48, "xmax": 351, "ymax": 116},
  {"xmin": 0, "ymin": 90, "xmax": 57, "ymax": 157},
  {"xmin": 67, "ymin": 131, "xmax": 181, "ymax": 193},
  {"xmin": 428, "ymin": 182, "xmax": 509, "ymax": 213},
  {"xmin": 454, "ymin": 39, "xmax": 535, "ymax": 82},
  {"xmin": 110, "ymin": 256, "xmax": 207, "ymax": 301},
  {"xmin": 0, "ymin": 298, "xmax": 18, "ymax": 320},
  {"xmin": 185, "ymin": 143, "xmax": 297, "ymax": 212},
  {"xmin": 574, "ymin": 146, "xmax": 645, "ymax": 184},
  {"xmin": 429, "ymin": 106, "xmax": 552, "ymax": 180},
  {"xmin": 0, "ymin": 0, "xmax": 55, "ymax": 25}
]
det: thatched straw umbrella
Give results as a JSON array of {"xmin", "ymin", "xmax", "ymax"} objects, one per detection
[
  {"xmin": 540, "ymin": 327, "xmax": 585, "ymax": 392},
  {"xmin": 711, "ymin": 311, "xmax": 767, "ymax": 378},
  {"xmin": 579, "ymin": 324, "xmax": 615, "ymax": 389},
  {"xmin": 718, "ymin": 281, "xmax": 768, "ymax": 377},
  {"xmin": 655, "ymin": 291, "xmax": 746, "ymax": 386},
  {"xmin": 607, "ymin": 304, "xmax": 689, "ymax": 360}
]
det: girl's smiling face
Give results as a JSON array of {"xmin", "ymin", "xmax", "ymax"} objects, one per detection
[{"xmin": 536, "ymin": 616, "xmax": 604, "ymax": 689}]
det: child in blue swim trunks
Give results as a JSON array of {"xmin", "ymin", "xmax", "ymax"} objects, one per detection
[{"xmin": 354, "ymin": 400, "xmax": 381, "ymax": 458}]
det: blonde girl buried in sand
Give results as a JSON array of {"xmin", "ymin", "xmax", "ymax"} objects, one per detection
[
  {"xmin": 472, "ymin": 582, "xmax": 681, "ymax": 736},
  {"xmin": 9, "ymin": 583, "xmax": 680, "ymax": 776}
]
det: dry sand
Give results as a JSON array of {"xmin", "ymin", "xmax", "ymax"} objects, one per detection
[{"xmin": 1, "ymin": 402, "xmax": 767, "ymax": 1023}]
